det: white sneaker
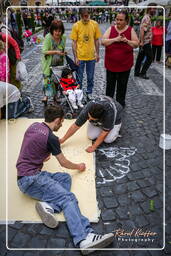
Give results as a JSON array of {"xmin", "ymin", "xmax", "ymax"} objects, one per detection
[
  {"xmin": 80, "ymin": 232, "xmax": 114, "ymax": 255},
  {"xmin": 35, "ymin": 202, "xmax": 58, "ymax": 228},
  {"xmin": 77, "ymin": 102, "xmax": 84, "ymax": 108},
  {"xmin": 71, "ymin": 103, "xmax": 78, "ymax": 110}
]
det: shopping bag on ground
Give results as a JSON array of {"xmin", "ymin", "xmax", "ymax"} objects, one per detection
[{"xmin": 16, "ymin": 61, "xmax": 28, "ymax": 81}]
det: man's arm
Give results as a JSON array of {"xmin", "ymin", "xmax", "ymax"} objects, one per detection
[
  {"xmin": 95, "ymin": 39, "xmax": 100, "ymax": 62},
  {"xmin": 56, "ymin": 152, "xmax": 85, "ymax": 171},
  {"xmin": 86, "ymin": 130, "xmax": 109, "ymax": 153},
  {"xmin": 72, "ymin": 40, "xmax": 79, "ymax": 65},
  {"xmin": 60, "ymin": 123, "xmax": 80, "ymax": 144}
]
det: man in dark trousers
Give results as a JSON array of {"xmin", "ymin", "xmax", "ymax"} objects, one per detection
[{"xmin": 16, "ymin": 105, "xmax": 114, "ymax": 255}]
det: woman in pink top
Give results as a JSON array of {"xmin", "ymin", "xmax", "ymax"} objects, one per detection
[
  {"xmin": 152, "ymin": 20, "xmax": 164, "ymax": 63},
  {"xmin": 102, "ymin": 11, "xmax": 139, "ymax": 107},
  {"xmin": 0, "ymin": 40, "xmax": 10, "ymax": 82},
  {"xmin": 0, "ymin": 32, "xmax": 21, "ymax": 88}
]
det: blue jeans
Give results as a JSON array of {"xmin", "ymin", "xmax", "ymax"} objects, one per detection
[
  {"xmin": 78, "ymin": 60, "xmax": 96, "ymax": 94},
  {"xmin": 17, "ymin": 171, "xmax": 94, "ymax": 246}
]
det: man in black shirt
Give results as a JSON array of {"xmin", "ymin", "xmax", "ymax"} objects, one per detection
[{"xmin": 60, "ymin": 96, "xmax": 123, "ymax": 152}]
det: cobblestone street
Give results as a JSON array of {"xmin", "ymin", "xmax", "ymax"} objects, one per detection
[{"xmin": 0, "ymin": 22, "xmax": 171, "ymax": 256}]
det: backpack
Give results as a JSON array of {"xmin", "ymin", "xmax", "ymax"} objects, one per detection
[{"xmin": 7, "ymin": 96, "xmax": 34, "ymax": 119}]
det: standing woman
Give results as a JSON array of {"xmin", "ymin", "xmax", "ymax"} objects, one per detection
[
  {"xmin": 102, "ymin": 11, "xmax": 139, "ymax": 107},
  {"xmin": 152, "ymin": 20, "xmax": 164, "ymax": 63},
  {"xmin": 41, "ymin": 20, "xmax": 66, "ymax": 105}
]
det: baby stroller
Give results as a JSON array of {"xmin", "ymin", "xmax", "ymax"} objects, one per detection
[{"xmin": 51, "ymin": 55, "xmax": 84, "ymax": 119}]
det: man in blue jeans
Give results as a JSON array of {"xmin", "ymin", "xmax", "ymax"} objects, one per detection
[
  {"xmin": 16, "ymin": 105, "xmax": 114, "ymax": 255},
  {"xmin": 70, "ymin": 8, "xmax": 101, "ymax": 100}
]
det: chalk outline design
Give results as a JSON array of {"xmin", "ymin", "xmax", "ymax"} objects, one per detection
[{"xmin": 97, "ymin": 147, "xmax": 137, "ymax": 184}]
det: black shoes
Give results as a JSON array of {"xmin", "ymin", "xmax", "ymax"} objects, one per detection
[
  {"xmin": 139, "ymin": 74, "xmax": 149, "ymax": 80},
  {"xmin": 134, "ymin": 73, "xmax": 149, "ymax": 80}
]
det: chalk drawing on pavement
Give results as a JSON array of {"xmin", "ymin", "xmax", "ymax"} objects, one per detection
[{"xmin": 97, "ymin": 147, "xmax": 137, "ymax": 184}]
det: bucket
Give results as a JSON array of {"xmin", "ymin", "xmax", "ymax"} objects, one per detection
[{"xmin": 159, "ymin": 134, "xmax": 171, "ymax": 150}]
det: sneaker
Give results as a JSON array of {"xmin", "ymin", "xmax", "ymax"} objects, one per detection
[
  {"xmin": 86, "ymin": 94, "xmax": 93, "ymax": 101},
  {"xmin": 35, "ymin": 201, "xmax": 58, "ymax": 228},
  {"xmin": 71, "ymin": 103, "xmax": 78, "ymax": 110},
  {"xmin": 77, "ymin": 102, "xmax": 84, "ymax": 108},
  {"xmin": 80, "ymin": 232, "xmax": 114, "ymax": 255}
]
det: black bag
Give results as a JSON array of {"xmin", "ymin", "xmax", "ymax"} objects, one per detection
[{"xmin": 7, "ymin": 96, "xmax": 34, "ymax": 119}]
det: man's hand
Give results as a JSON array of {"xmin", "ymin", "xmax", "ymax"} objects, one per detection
[
  {"xmin": 59, "ymin": 137, "xmax": 65, "ymax": 144},
  {"xmin": 96, "ymin": 54, "xmax": 100, "ymax": 62},
  {"xmin": 77, "ymin": 163, "xmax": 86, "ymax": 171},
  {"xmin": 75, "ymin": 57, "xmax": 80, "ymax": 66},
  {"xmin": 86, "ymin": 145, "xmax": 96, "ymax": 153}
]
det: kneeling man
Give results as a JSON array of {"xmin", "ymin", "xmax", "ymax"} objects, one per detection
[{"xmin": 60, "ymin": 96, "xmax": 123, "ymax": 153}]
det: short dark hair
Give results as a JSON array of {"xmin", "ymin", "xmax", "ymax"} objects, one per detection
[
  {"xmin": 61, "ymin": 67, "xmax": 72, "ymax": 78},
  {"xmin": 88, "ymin": 103, "xmax": 105, "ymax": 119},
  {"xmin": 50, "ymin": 20, "xmax": 65, "ymax": 35},
  {"xmin": 44, "ymin": 105, "xmax": 64, "ymax": 122},
  {"xmin": 80, "ymin": 8, "xmax": 90, "ymax": 17}
]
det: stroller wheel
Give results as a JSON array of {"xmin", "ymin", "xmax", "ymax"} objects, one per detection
[{"xmin": 65, "ymin": 112, "xmax": 73, "ymax": 119}]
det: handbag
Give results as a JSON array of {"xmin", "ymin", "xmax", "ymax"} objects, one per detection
[{"xmin": 16, "ymin": 61, "xmax": 28, "ymax": 81}]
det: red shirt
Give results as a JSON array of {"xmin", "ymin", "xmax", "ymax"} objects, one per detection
[
  {"xmin": 105, "ymin": 26, "xmax": 133, "ymax": 72},
  {"xmin": 152, "ymin": 26, "xmax": 164, "ymax": 46},
  {"xmin": 60, "ymin": 77, "xmax": 77, "ymax": 91}
]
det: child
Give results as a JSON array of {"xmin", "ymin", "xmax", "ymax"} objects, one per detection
[
  {"xmin": 23, "ymin": 27, "xmax": 32, "ymax": 45},
  {"xmin": 60, "ymin": 67, "xmax": 83, "ymax": 109},
  {"xmin": 0, "ymin": 40, "xmax": 10, "ymax": 82}
]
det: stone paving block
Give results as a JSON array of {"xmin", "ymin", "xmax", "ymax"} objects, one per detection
[
  {"xmin": 27, "ymin": 224, "xmax": 43, "ymax": 235},
  {"xmin": 148, "ymin": 250, "xmax": 164, "ymax": 256},
  {"xmin": 103, "ymin": 197, "xmax": 118, "ymax": 208},
  {"xmin": 116, "ymin": 206, "xmax": 129, "ymax": 220},
  {"xmin": 9, "ymin": 232, "xmax": 31, "ymax": 248},
  {"xmin": 113, "ymin": 184, "xmax": 127, "ymax": 194},
  {"xmin": 140, "ymin": 201, "xmax": 152, "ymax": 214},
  {"xmin": 0, "ymin": 240, "xmax": 7, "ymax": 256},
  {"xmin": 117, "ymin": 194, "xmax": 131, "ymax": 206},
  {"xmin": 146, "ymin": 212, "xmax": 163, "ymax": 226},
  {"xmin": 136, "ymin": 179, "xmax": 151, "ymax": 188},
  {"xmin": 127, "ymin": 181, "xmax": 140, "ymax": 192},
  {"xmin": 142, "ymin": 188, "xmax": 158, "ymax": 198},
  {"xmin": 131, "ymin": 191, "xmax": 146, "ymax": 203},
  {"xmin": 40, "ymin": 251, "xmax": 65, "ymax": 256},
  {"xmin": 63, "ymin": 247, "xmax": 81, "ymax": 256},
  {"xmin": 156, "ymin": 183, "xmax": 163, "ymax": 193},
  {"xmin": 134, "ymin": 215, "xmax": 149, "ymax": 228},
  {"xmin": 128, "ymin": 204, "xmax": 143, "ymax": 217},
  {"xmin": 28, "ymin": 236, "xmax": 47, "ymax": 248},
  {"xmin": 47, "ymin": 238, "xmax": 65, "ymax": 248},
  {"xmin": 100, "ymin": 187, "xmax": 114, "ymax": 197},
  {"xmin": 7, "ymin": 227, "xmax": 18, "ymax": 242},
  {"xmin": 127, "ymin": 172, "xmax": 144, "ymax": 181},
  {"xmin": 101, "ymin": 209, "xmax": 116, "ymax": 221},
  {"xmin": 115, "ymin": 176, "xmax": 128, "ymax": 184},
  {"xmin": 23, "ymin": 252, "xmax": 39, "ymax": 256},
  {"xmin": 6, "ymin": 251, "xmax": 25, "ymax": 256}
]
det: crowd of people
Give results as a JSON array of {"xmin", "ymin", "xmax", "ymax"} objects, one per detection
[{"xmin": 0, "ymin": 5, "xmax": 171, "ymax": 254}]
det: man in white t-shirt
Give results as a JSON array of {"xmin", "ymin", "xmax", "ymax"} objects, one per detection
[{"xmin": 0, "ymin": 81, "xmax": 20, "ymax": 119}]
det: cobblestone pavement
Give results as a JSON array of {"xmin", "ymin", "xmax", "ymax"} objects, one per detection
[{"xmin": 0, "ymin": 23, "xmax": 171, "ymax": 256}]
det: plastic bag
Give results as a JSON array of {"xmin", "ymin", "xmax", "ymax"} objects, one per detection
[{"xmin": 16, "ymin": 61, "xmax": 28, "ymax": 81}]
